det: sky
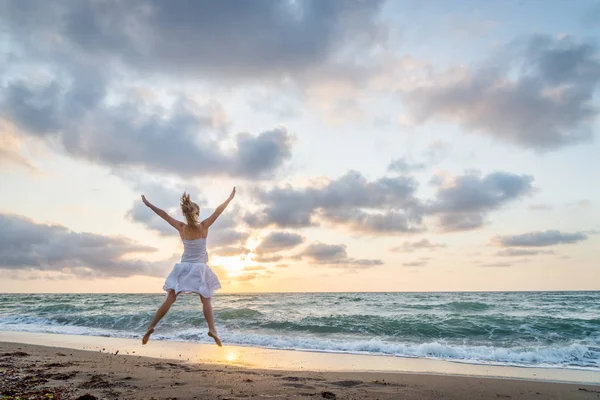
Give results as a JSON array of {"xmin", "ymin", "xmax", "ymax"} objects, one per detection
[{"xmin": 0, "ymin": 0, "xmax": 599, "ymax": 293}]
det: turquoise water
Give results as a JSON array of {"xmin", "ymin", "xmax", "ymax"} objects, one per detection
[{"xmin": 0, "ymin": 292, "xmax": 598, "ymax": 370}]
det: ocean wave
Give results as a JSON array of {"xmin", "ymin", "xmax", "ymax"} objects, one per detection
[
  {"xmin": 155, "ymin": 331, "xmax": 600, "ymax": 369},
  {"xmin": 444, "ymin": 301, "xmax": 491, "ymax": 312},
  {"xmin": 1, "ymin": 292, "xmax": 599, "ymax": 370},
  {"xmin": 217, "ymin": 308, "xmax": 263, "ymax": 320}
]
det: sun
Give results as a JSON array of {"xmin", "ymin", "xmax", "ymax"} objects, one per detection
[{"xmin": 211, "ymin": 256, "xmax": 246, "ymax": 273}]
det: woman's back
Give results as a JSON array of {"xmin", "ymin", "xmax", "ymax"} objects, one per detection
[
  {"xmin": 180, "ymin": 224, "xmax": 207, "ymax": 240},
  {"xmin": 181, "ymin": 237, "xmax": 208, "ymax": 263}
]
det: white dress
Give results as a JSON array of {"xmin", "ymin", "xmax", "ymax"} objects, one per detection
[{"xmin": 162, "ymin": 238, "xmax": 221, "ymax": 298}]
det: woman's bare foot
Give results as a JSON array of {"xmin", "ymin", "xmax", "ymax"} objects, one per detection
[
  {"xmin": 208, "ymin": 331, "xmax": 222, "ymax": 347},
  {"xmin": 142, "ymin": 328, "xmax": 154, "ymax": 345}
]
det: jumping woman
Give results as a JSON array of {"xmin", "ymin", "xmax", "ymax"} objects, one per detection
[{"xmin": 141, "ymin": 187, "xmax": 236, "ymax": 347}]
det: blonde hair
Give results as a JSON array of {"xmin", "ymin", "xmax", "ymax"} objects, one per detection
[{"xmin": 180, "ymin": 192, "xmax": 200, "ymax": 225}]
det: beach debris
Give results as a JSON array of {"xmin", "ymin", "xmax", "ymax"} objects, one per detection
[
  {"xmin": 55, "ymin": 352, "xmax": 67, "ymax": 357},
  {"xmin": 75, "ymin": 395, "xmax": 98, "ymax": 400},
  {"xmin": 321, "ymin": 391, "xmax": 336, "ymax": 399},
  {"xmin": 44, "ymin": 362, "xmax": 74, "ymax": 368},
  {"xmin": 372, "ymin": 379, "xmax": 389, "ymax": 385},
  {"xmin": 243, "ymin": 378, "xmax": 254, "ymax": 382},
  {"xmin": 331, "ymin": 380, "xmax": 362, "ymax": 388},
  {"xmin": 0, "ymin": 365, "xmax": 70, "ymax": 400},
  {"xmin": 1, "ymin": 351, "xmax": 30, "ymax": 357},
  {"xmin": 79, "ymin": 374, "xmax": 112, "ymax": 389},
  {"xmin": 579, "ymin": 388, "xmax": 600, "ymax": 393},
  {"xmin": 282, "ymin": 376, "xmax": 303, "ymax": 382},
  {"xmin": 44, "ymin": 371, "xmax": 78, "ymax": 380}
]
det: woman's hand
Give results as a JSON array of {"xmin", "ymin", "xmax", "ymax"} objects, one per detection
[
  {"xmin": 228, "ymin": 187, "xmax": 236, "ymax": 201},
  {"xmin": 141, "ymin": 195, "xmax": 151, "ymax": 207}
]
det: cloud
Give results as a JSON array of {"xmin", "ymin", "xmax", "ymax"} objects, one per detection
[
  {"xmin": 387, "ymin": 157, "xmax": 426, "ymax": 173},
  {"xmin": 429, "ymin": 171, "xmax": 534, "ymax": 231},
  {"xmin": 246, "ymin": 169, "xmax": 534, "ymax": 235},
  {"xmin": 496, "ymin": 248, "xmax": 554, "ymax": 257},
  {"xmin": 255, "ymin": 231, "xmax": 305, "ymax": 254},
  {"xmin": 402, "ymin": 261, "xmax": 428, "ymax": 267},
  {"xmin": 479, "ymin": 262, "xmax": 513, "ymax": 268},
  {"xmin": 567, "ymin": 199, "xmax": 592, "ymax": 209},
  {"xmin": 1, "ymin": 77, "xmax": 295, "ymax": 178},
  {"xmin": 0, "ymin": 213, "xmax": 172, "ymax": 278},
  {"xmin": 390, "ymin": 238, "xmax": 446, "ymax": 253},
  {"xmin": 234, "ymin": 272, "xmax": 259, "ymax": 282},
  {"xmin": 402, "ymin": 35, "xmax": 600, "ymax": 150},
  {"xmin": 321, "ymin": 209, "xmax": 423, "ymax": 234},
  {"xmin": 296, "ymin": 242, "xmax": 383, "ymax": 268},
  {"xmin": 243, "ymin": 265, "xmax": 267, "ymax": 272},
  {"xmin": 252, "ymin": 254, "xmax": 284, "ymax": 263},
  {"xmin": 529, "ymin": 203, "xmax": 553, "ymax": 211},
  {"xmin": 0, "ymin": 120, "xmax": 36, "ymax": 172},
  {"xmin": 492, "ymin": 230, "xmax": 588, "ymax": 247},
  {"xmin": 2, "ymin": 0, "xmax": 384, "ymax": 81},
  {"xmin": 211, "ymin": 246, "xmax": 250, "ymax": 257},
  {"xmin": 246, "ymin": 170, "xmax": 423, "ymax": 234},
  {"xmin": 2, "ymin": 2, "xmax": 306, "ymax": 181}
]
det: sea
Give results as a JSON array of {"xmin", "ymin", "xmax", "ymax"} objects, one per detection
[{"xmin": 0, "ymin": 291, "xmax": 598, "ymax": 371}]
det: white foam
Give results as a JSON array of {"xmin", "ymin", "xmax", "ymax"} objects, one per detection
[{"xmin": 1, "ymin": 319, "xmax": 598, "ymax": 370}]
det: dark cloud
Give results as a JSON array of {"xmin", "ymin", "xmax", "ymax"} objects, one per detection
[
  {"xmin": 0, "ymin": 213, "xmax": 171, "ymax": 278},
  {"xmin": 208, "ymin": 227, "xmax": 251, "ymax": 249},
  {"xmin": 296, "ymin": 242, "xmax": 383, "ymax": 268},
  {"xmin": 387, "ymin": 157, "xmax": 426, "ymax": 173},
  {"xmin": 496, "ymin": 248, "xmax": 554, "ymax": 257},
  {"xmin": 246, "ymin": 169, "xmax": 533, "ymax": 235},
  {"xmin": 255, "ymin": 232, "xmax": 305, "ymax": 254},
  {"xmin": 1, "ymin": 0, "xmax": 384, "ymax": 81},
  {"xmin": 403, "ymin": 35, "xmax": 600, "ymax": 150},
  {"xmin": 430, "ymin": 172, "xmax": 534, "ymax": 213},
  {"xmin": 436, "ymin": 213, "xmax": 484, "ymax": 232},
  {"xmin": 492, "ymin": 230, "xmax": 588, "ymax": 247},
  {"xmin": 429, "ymin": 171, "xmax": 534, "ymax": 231},
  {"xmin": 2, "ymin": 1, "xmax": 305, "ymax": 181},
  {"xmin": 390, "ymin": 238, "xmax": 446, "ymax": 253},
  {"xmin": 1, "ymin": 77, "xmax": 294, "ymax": 178},
  {"xmin": 321, "ymin": 209, "xmax": 422, "ymax": 234},
  {"xmin": 246, "ymin": 171, "xmax": 423, "ymax": 234}
]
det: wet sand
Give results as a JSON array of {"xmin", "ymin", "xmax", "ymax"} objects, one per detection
[{"xmin": 1, "ymin": 340, "xmax": 599, "ymax": 400}]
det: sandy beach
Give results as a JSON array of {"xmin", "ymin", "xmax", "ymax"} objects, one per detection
[{"xmin": 1, "ymin": 334, "xmax": 599, "ymax": 400}]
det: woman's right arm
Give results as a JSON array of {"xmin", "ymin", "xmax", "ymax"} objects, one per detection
[{"xmin": 201, "ymin": 187, "xmax": 236, "ymax": 228}]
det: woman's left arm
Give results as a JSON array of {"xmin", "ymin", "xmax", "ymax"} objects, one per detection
[{"xmin": 142, "ymin": 195, "xmax": 185, "ymax": 231}]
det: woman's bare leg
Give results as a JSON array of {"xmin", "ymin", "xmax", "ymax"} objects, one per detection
[
  {"xmin": 143, "ymin": 290, "xmax": 177, "ymax": 344},
  {"xmin": 200, "ymin": 295, "xmax": 221, "ymax": 346}
]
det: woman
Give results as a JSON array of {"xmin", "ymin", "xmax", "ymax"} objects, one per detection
[{"xmin": 141, "ymin": 187, "xmax": 236, "ymax": 347}]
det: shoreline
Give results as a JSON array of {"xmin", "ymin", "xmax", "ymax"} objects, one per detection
[
  {"xmin": 1, "ymin": 339, "xmax": 600, "ymax": 399},
  {"xmin": 1, "ymin": 331, "xmax": 598, "ymax": 386}
]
